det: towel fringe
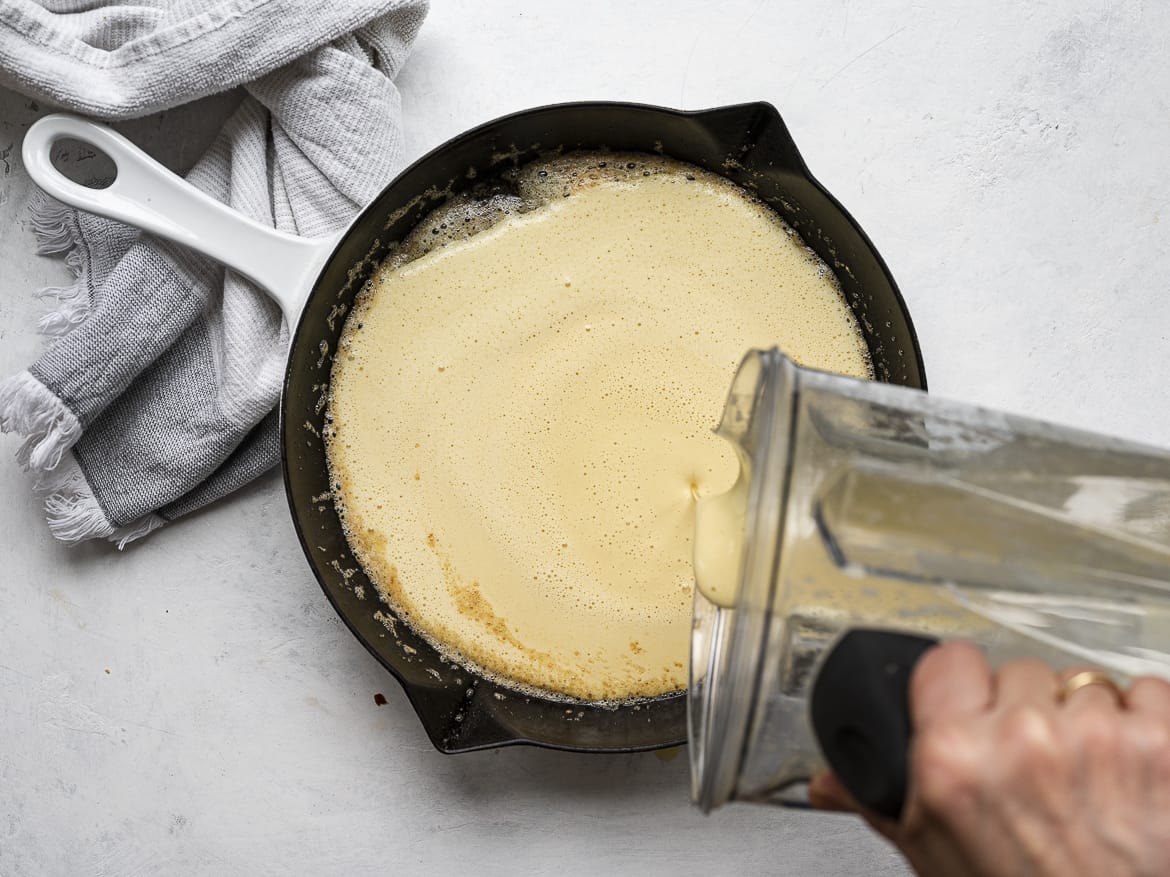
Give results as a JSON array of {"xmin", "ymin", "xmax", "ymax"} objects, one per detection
[
  {"xmin": 110, "ymin": 514, "xmax": 166, "ymax": 549},
  {"xmin": 34, "ymin": 278, "xmax": 86, "ymax": 303},
  {"xmin": 43, "ymin": 483, "xmax": 113, "ymax": 544},
  {"xmin": 32, "ymin": 455, "xmax": 165, "ymax": 548},
  {"xmin": 28, "ymin": 195, "xmax": 92, "ymax": 337},
  {"xmin": 0, "ymin": 371, "xmax": 83, "ymax": 470},
  {"xmin": 32, "ymin": 454, "xmax": 114, "ymax": 543},
  {"xmin": 38, "ymin": 294, "xmax": 90, "ymax": 337},
  {"xmin": 27, "ymin": 190, "xmax": 79, "ymax": 256}
]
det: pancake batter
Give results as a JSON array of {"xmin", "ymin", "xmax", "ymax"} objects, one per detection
[{"xmin": 326, "ymin": 153, "xmax": 872, "ymax": 702}]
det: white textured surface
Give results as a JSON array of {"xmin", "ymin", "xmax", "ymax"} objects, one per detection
[{"xmin": 2, "ymin": 1, "xmax": 1169, "ymax": 874}]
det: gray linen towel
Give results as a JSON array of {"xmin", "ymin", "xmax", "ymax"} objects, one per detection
[{"xmin": 0, "ymin": 0, "xmax": 428, "ymax": 545}]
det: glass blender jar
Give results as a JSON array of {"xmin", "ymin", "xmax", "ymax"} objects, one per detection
[{"xmin": 689, "ymin": 348, "xmax": 1170, "ymax": 817}]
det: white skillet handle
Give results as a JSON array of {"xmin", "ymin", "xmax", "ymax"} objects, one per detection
[{"xmin": 22, "ymin": 113, "xmax": 338, "ymax": 327}]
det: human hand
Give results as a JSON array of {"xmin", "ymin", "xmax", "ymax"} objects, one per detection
[{"xmin": 808, "ymin": 641, "xmax": 1170, "ymax": 877}]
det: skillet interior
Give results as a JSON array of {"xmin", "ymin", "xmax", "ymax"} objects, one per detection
[{"xmin": 280, "ymin": 101, "xmax": 927, "ymax": 754}]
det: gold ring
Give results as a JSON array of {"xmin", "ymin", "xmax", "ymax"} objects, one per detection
[{"xmin": 1059, "ymin": 670, "xmax": 1124, "ymax": 705}]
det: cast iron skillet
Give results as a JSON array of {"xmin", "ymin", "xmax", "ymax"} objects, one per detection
[{"xmin": 23, "ymin": 102, "xmax": 926, "ymax": 753}]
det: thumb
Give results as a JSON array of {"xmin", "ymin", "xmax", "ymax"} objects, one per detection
[
  {"xmin": 808, "ymin": 771, "xmax": 857, "ymax": 812},
  {"xmin": 808, "ymin": 772, "xmax": 902, "ymax": 841}
]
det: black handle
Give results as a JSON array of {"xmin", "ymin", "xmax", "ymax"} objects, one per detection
[{"xmin": 809, "ymin": 629, "xmax": 938, "ymax": 820}]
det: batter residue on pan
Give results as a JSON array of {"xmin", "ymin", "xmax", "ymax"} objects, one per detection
[{"xmin": 325, "ymin": 152, "xmax": 872, "ymax": 702}]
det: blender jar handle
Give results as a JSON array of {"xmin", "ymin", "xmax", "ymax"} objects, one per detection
[{"xmin": 809, "ymin": 628, "xmax": 938, "ymax": 820}]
